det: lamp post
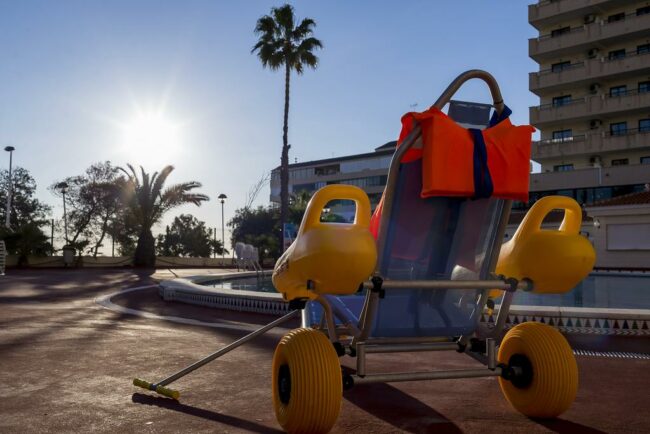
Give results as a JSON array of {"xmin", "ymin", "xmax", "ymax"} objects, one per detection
[
  {"xmin": 4, "ymin": 146, "xmax": 15, "ymax": 229},
  {"xmin": 218, "ymin": 193, "xmax": 227, "ymax": 264},
  {"xmin": 56, "ymin": 182, "xmax": 69, "ymax": 244}
]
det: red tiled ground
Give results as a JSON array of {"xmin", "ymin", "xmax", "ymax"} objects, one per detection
[{"xmin": 1, "ymin": 269, "xmax": 648, "ymax": 433}]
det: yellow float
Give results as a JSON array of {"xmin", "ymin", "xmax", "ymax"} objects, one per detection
[{"xmin": 272, "ymin": 184, "xmax": 377, "ymax": 301}]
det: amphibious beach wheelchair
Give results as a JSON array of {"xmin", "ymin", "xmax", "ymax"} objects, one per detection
[{"xmin": 134, "ymin": 70, "xmax": 595, "ymax": 433}]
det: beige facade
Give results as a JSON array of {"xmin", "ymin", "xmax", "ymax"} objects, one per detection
[
  {"xmin": 527, "ymin": 0, "xmax": 650, "ymax": 203},
  {"xmin": 585, "ymin": 202, "xmax": 650, "ymax": 268}
]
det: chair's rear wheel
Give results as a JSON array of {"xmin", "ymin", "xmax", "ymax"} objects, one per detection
[
  {"xmin": 498, "ymin": 322, "xmax": 578, "ymax": 418},
  {"xmin": 272, "ymin": 328, "xmax": 342, "ymax": 433}
]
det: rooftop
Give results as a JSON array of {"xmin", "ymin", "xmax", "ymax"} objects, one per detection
[{"xmin": 588, "ymin": 189, "xmax": 650, "ymax": 207}]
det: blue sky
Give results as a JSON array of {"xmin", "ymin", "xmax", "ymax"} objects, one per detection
[{"xmin": 0, "ymin": 0, "xmax": 538, "ymax": 245}]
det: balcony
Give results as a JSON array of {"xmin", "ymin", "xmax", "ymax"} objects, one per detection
[
  {"xmin": 532, "ymin": 129, "xmax": 650, "ymax": 160},
  {"xmin": 529, "ymin": 11, "xmax": 650, "ymax": 62},
  {"xmin": 530, "ymin": 163, "xmax": 650, "ymax": 191},
  {"xmin": 528, "ymin": 0, "xmax": 637, "ymax": 30},
  {"xmin": 530, "ymin": 90, "xmax": 650, "ymax": 127},
  {"xmin": 529, "ymin": 51, "xmax": 650, "ymax": 95}
]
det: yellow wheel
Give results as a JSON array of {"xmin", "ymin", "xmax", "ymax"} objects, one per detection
[
  {"xmin": 498, "ymin": 322, "xmax": 578, "ymax": 418},
  {"xmin": 272, "ymin": 328, "xmax": 342, "ymax": 433}
]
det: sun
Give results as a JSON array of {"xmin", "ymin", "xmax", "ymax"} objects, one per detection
[{"xmin": 120, "ymin": 111, "xmax": 182, "ymax": 165}]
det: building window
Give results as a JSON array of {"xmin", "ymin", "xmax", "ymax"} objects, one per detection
[
  {"xmin": 639, "ymin": 81, "xmax": 650, "ymax": 94},
  {"xmin": 551, "ymin": 27, "xmax": 571, "ymax": 37},
  {"xmin": 637, "ymin": 6, "xmax": 650, "ymax": 16},
  {"xmin": 639, "ymin": 119, "xmax": 650, "ymax": 133},
  {"xmin": 641, "ymin": 156, "xmax": 650, "ymax": 164},
  {"xmin": 611, "ymin": 158, "xmax": 629, "ymax": 166},
  {"xmin": 610, "ymin": 122, "xmax": 628, "ymax": 136},
  {"xmin": 607, "ymin": 12, "xmax": 625, "ymax": 23},
  {"xmin": 551, "ymin": 61, "xmax": 571, "ymax": 73},
  {"xmin": 552, "ymin": 95, "xmax": 572, "ymax": 107},
  {"xmin": 553, "ymin": 164, "xmax": 574, "ymax": 172},
  {"xmin": 609, "ymin": 85, "xmax": 627, "ymax": 97},
  {"xmin": 552, "ymin": 129, "xmax": 572, "ymax": 142},
  {"xmin": 608, "ymin": 49, "xmax": 626, "ymax": 60},
  {"xmin": 638, "ymin": 44, "xmax": 650, "ymax": 55},
  {"xmin": 314, "ymin": 164, "xmax": 340, "ymax": 176}
]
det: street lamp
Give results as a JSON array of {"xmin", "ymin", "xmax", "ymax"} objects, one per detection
[
  {"xmin": 4, "ymin": 146, "xmax": 15, "ymax": 229},
  {"xmin": 218, "ymin": 193, "xmax": 227, "ymax": 265},
  {"xmin": 56, "ymin": 181, "xmax": 69, "ymax": 244}
]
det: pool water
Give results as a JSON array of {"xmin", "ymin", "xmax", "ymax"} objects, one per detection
[
  {"xmin": 512, "ymin": 274, "xmax": 650, "ymax": 310},
  {"xmin": 199, "ymin": 274, "xmax": 650, "ymax": 310}
]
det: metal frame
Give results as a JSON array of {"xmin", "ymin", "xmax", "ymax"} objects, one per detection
[
  {"xmin": 133, "ymin": 70, "xmax": 530, "ymax": 401},
  {"xmin": 302, "ymin": 70, "xmax": 528, "ymax": 385}
]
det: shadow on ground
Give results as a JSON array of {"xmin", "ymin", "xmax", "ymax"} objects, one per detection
[{"xmin": 131, "ymin": 393, "xmax": 283, "ymax": 433}]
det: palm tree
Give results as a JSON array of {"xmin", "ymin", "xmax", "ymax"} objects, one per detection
[
  {"xmin": 119, "ymin": 164, "xmax": 208, "ymax": 267},
  {"xmin": 252, "ymin": 4, "xmax": 322, "ymax": 240}
]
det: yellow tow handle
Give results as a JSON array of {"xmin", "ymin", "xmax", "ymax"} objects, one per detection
[{"xmin": 496, "ymin": 196, "xmax": 595, "ymax": 294}]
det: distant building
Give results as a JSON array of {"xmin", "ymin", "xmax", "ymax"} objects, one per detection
[
  {"xmin": 270, "ymin": 141, "xmax": 395, "ymax": 220},
  {"xmin": 585, "ymin": 188, "xmax": 650, "ymax": 269},
  {"xmin": 526, "ymin": 0, "xmax": 650, "ymax": 208}
]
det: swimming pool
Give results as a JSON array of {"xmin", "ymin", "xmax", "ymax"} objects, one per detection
[{"xmin": 198, "ymin": 274, "xmax": 650, "ymax": 310}]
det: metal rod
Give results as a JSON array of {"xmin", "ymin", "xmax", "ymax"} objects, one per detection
[
  {"xmin": 363, "ymin": 336, "xmax": 454, "ymax": 345},
  {"xmin": 356, "ymin": 342, "xmax": 366, "ymax": 377},
  {"xmin": 492, "ymin": 290, "xmax": 515, "ymax": 336},
  {"xmin": 362, "ymin": 342, "xmax": 459, "ymax": 354},
  {"xmin": 361, "ymin": 279, "xmax": 525, "ymax": 290},
  {"xmin": 220, "ymin": 201, "xmax": 225, "ymax": 264},
  {"xmin": 156, "ymin": 310, "xmax": 299, "ymax": 387},
  {"xmin": 357, "ymin": 290, "xmax": 380, "ymax": 341},
  {"xmin": 315, "ymin": 295, "xmax": 338, "ymax": 342},
  {"xmin": 487, "ymin": 338, "xmax": 496, "ymax": 370},
  {"xmin": 5, "ymin": 148, "xmax": 13, "ymax": 228},
  {"xmin": 352, "ymin": 367, "xmax": 503, "ymax": 384}
]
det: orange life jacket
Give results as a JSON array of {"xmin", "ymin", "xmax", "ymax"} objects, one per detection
[{"xmin": 370, "ymin": 105, "xmax": 534, "ymax": 238}]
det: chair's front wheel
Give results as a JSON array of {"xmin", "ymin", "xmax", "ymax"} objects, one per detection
[
  {"xmin": 272, "ymin": 328, "xmax": 342, "ymax": 433},
  {"xmin": 498, "ymin": 322, "xmax": 578, "ymax": 418}
]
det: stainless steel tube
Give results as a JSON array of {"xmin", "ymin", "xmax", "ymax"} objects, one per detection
[
  {"xmin": 352, "ymin": 367, "xmax": 503, "ymax": 384},
  {"xmin": 157, "ymin": 309, "xmax": 299, "ymax": 387},
  {"xmin": 361, "ymin": 279, "xmax": 527, "ymax": 290},
  {"xmin": 362, "ymin": 342, "xmax": 459, "ymax": 354}
]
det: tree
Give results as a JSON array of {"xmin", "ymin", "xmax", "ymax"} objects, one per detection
[
  {"xmin": 228, "ymin": 205, "xmax": 280, "ymax": 262},
  {"xmin": 0, "ymin": 167, "xmax": 52, "ymax": 262},
  {"xmin": 0, "ymin": 167, "xmax": 51, "ymax": 228},
  {"xmin": 119, "ymin": 164, "xmax": 208, "ymax": 267},
  {"xmin": 252, "ymin": 4, "xmax": 322, "ymax": 243},
  {"xmin": 0, "ymin": 223, "xmax": 52, "ymax": 265},
  {"xmin": 156, "ymin": 214, "xmax": 227, "ymax": 258},
  {"xmin": 50, "ymin": 161, "xmax": 123, "ymax": 256}
]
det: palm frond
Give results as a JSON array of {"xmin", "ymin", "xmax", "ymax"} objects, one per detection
[
  {"xmin": 253, "ymin": 15, "xmax": 278, "ymax": 38},
  {"xmin": 272, "ymin": 4, "xmax": 295, "ymax": 37},
  {"xmin": 292, "ymin": 18, "xmax": 316, "ymax": 40},
  {"xmin": 151, "ymin": 165, "xmax": 174, "ymax": 199}
]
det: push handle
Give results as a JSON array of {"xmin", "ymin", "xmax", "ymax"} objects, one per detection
[
  {"xmin": 516, "ymin": 196, "xmax": 582, "ymax": 238},
  {"xmin": 300, "ymin": 185, "xmax": 372, "ymax": 234},
  {"xmin": 432, "ymin": 69, "xmax": 505, "ymax": 115}
]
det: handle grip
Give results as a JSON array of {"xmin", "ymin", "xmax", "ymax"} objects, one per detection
[
  {"xmin": 299, "ymin": 185, "xmax": 372, "ymax": 234},
  {"xmin": 517, "ymin": 196, "xmax": 582, "ymax": 237},
  {"xmin": 133, "ymin": 378, "xmax": 180, "ymax": 400},
  {"xmin": 432, "ymin": 69, "xmax": 505, "ymax": 115},
  {"xmin": 133, "ymin": 378, "xmax": 154, "ymax": 391},
  {"xmin": 155, "ymin": 385, "xmax": 180, "ymax": 400}
]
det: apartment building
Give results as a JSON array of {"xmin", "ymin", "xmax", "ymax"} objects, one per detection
[{"xmin": 527, "ymin": 0, "xmax": 650, "ymax": 206}]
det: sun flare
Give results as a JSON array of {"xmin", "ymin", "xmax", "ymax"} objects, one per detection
[{"xmin": 120, "ymin": 111, "xmax": 182, "ymax": 164}]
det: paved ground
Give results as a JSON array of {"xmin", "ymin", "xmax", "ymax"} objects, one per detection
[{"xmin": 1, "ymin": 269, "xmax": 649, "ymax": 433}]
